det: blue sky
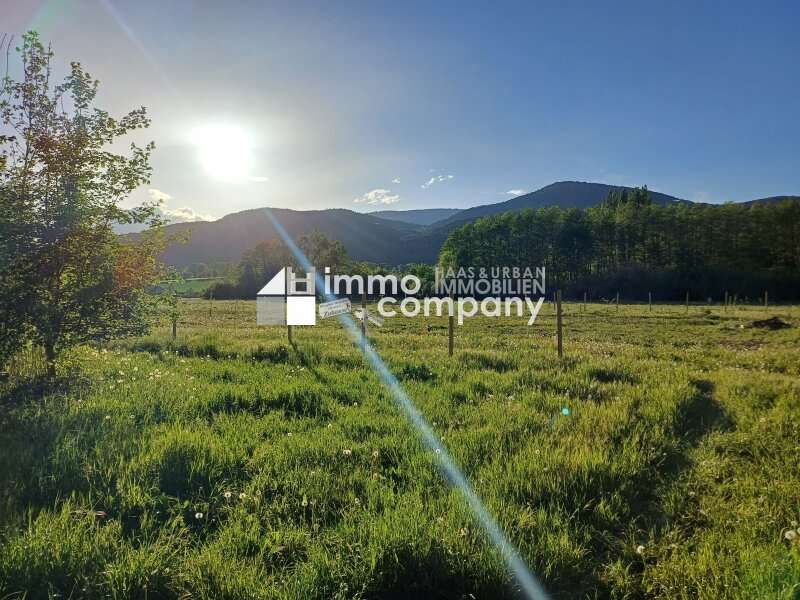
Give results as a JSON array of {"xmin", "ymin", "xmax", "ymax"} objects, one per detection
[{"xmin": 5, "ymin": 0, "xmax": 799, "ymax": 220}]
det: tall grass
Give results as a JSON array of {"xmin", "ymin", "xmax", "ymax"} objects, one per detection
[{"xmin": 1, "ymin": 300, "xmax": 798, "ymax": 598}]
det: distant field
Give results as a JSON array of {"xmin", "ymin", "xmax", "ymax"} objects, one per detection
[
  {"xmin": 1, "ymin": 301, "xmax": 799, "ymax": 598},
  {"xmin": 153, "ymin": 277, "xmax": 224, "ymax": 297}
]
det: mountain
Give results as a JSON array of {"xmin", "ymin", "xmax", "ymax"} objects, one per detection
[
  {"xmin": 392, "ymin": 182, "xmax": 689, "ymax": 261},
  {"xmin": 150, "ymin": 181, "xmax": 794, "ymax": 268},
  {"xmin": 433, "ymin": 181, "xmax": 687, "ymax": 228},
  {"xmin": 368, "ymin": 208, "xmax": 461, "ymax": 226},
  {"xmin": 741, "ymin": 195, "xmax": 800, "ymax": 205},
  {"xmin": 155, "ymin": 207, "xmax": 425, "ymax": 267}
]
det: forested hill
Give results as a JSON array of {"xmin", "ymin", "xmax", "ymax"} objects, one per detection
[
  {"xmin": 151, "ymin": 182, "xmax": 798, "ymax": 268},
  {"xmin": 432, "ymin": 181, "xmax": 688, "ymax": 228},
  {"xmin": 438, "ymin": 192, "xmax": 800, "ymax": 299},
  {"xmin": 369, "ymin": 208, "xmax": 461, "ymax": 226},
  {"xmin": 742, "ymin": 195, "xmax": 800, "ymax": 205},
  {"xmin": 157, "ymin": 208, "xmax": 423, "ymax": 266}
]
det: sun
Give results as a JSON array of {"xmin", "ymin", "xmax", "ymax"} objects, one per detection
[{"xmin": 190, "ymin": 123, "xmax": 255, "ymax": 182}]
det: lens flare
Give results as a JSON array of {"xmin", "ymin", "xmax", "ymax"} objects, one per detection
[{"xmin": 262, "ymin": 208, "xmax": 549, "ymax": 600}]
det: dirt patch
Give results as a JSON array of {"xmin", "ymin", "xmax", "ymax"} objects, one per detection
[{"xmin": 751, "ymin": 316, "xmax": 791, "ymax": 330}]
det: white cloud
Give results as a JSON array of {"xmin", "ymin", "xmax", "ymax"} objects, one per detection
[
  {"xmin": 161, "ymin": 206, "xmax": 215, "ymax": 222},
  {"xmin": 392, "ymin": 178, "xmax": 401, "ymax": 184},
  {"xmin": 421, "ymin": 174, "xmax": 454, "ymax": 189},
  {"xmin": 353, "ymin": 188, "xmax": 401, "ymax": 205},
  {"xmin": 506, "ymin": 189, "xmax": 528, "ymax": 196},
  {"xmin": 147, "ymin": 188, "xmax": 214, "ymax": 223},
  {"xmin": 148, "ymin": 188, "xmax": 173, "ymax": 203},
  {"xmin": 248, "ymin": 175, "xmax": 269, "ymax": 183}
]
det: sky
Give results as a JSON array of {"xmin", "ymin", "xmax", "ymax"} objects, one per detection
[{"xmin": 4, "ymin": 0, "xmax": 800, "ymax": 221}]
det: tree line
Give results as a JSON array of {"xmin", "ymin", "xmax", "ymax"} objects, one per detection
[
  {"xmin": 204, "ymin": 231, "xmax": 439, "ymax": 300},
  {"xmin": 439, "ymin": 188, "xmax": 800, "ymax": 300}
]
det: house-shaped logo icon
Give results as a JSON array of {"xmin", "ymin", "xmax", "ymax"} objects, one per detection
[{"xmin": 256, "ymin": 267, "xmax": 316, "ymax": 326}]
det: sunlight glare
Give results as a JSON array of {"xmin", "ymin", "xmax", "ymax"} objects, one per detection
[{"xmin": 190, "ymin": 123, "xmax": 255, "ymax": 182}]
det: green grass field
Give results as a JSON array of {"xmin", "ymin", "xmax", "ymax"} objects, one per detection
[
  {"xmin": 153, "ymin": 278, "xmax": 224, "ymax": 298},
  {"xmin": 1, "ymin": 300, "xmax": 799, "ymax": 599}
]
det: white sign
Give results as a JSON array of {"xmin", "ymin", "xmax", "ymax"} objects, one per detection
[
  {"xmin": 318, "ymin": 298, "xmax": 351, "ymax": 319},
  {"xmin": 354, "ymin": 308, "xmax": 384, "ymax": 327}
]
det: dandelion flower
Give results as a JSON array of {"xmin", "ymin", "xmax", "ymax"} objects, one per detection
[
  {"xmin": 239, "ymin": 493, "xmax": 247, "ymax": 500},
  {"xmin": 223, "ymin": 491, "xmax": 232, "ymax": 499},
  {"xmin": 195, "ymin": 512, "xmax": 204, "ymax": 519},
  {"xmin": 343, "ymin": 449, "xmax": 352, "ymax": 456},
  {"xmin": 785, "ymin": 530, "xmax": 798, "ymax": 541},
  {"xmin": 635, "ymin": 544, "xmax": 645, "ymax": 555},
  {"xmin": 372, "ymin": 450, "xmax": 379, "ymax": 458}
]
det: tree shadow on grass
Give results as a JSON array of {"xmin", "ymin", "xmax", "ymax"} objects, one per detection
[
  {"xmin": 516, "ymin": 378, "xmax": 734, "ymax": 597},
  {"xmin": 0, "ymin": 375, "xmax": 89, "ymax": 520},
  {"xmin": 0, "ymin": 375, "xmax": 79, "ymax": 409},
  {"xmin": 678, "ymin": 378, "xmax": 732, "ymax": 443},
  {"xmin": 363, "ymin": 540, "xmax": 515, "ymax": 600}
]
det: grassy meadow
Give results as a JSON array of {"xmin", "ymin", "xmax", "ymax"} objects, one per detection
[{"xmin": 1, "ymin": 299, "xmax": 799, "ymax": 599}]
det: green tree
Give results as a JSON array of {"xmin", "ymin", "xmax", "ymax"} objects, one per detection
[
  {"xmin": 0, "ymin": 32, "xmax": 165, "ymax": 374},
  {"xmin": 234, "ymin": 232, "xmax": 349, "ymax": 298},
  {"xmin": 160, "ymin": 268, "xmax": 184, "ymax": 339},
  {"xmin": 298, "ymin": 230, "xmax": 348, "ymax": 271},
  {"xmin": 236, "ymin": 238, "xmax": 299, "ymax": 297}
]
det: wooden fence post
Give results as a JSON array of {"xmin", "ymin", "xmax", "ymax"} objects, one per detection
[
  {"xmin": 448, "ymin": 311, "xmax": 454, "ymax": 356},
  {"xmin": 685, "ymin": 291, "xmax": 689, "ymax": 313},
  {"xmin": 616, "ymin": 291, "xmax": 619, "ymax": 312},
  {"xmin": 361, "ymin": 288, "xmax": 367, "ymax": 350},
  {"xmin": 556, "ymin": 290, "xmax": 563, "ymax": 358},
  {"xmin": 764, "ymin": 290, "xmax": 768, "ymax": 309},
  {"xmin": 287, "ymin": 324, "xmax": 293, "ymax": 344},
  {"xmin": 583, "ymin": 291, "xmax": 587, "ymax": 312},
  {"xmin": 648, "ymin": 291, "xmax": 652, "ymax": 311},
  {"xmin": 724, "ymin": 290, "xmax": 728, "ymax": 312}
]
